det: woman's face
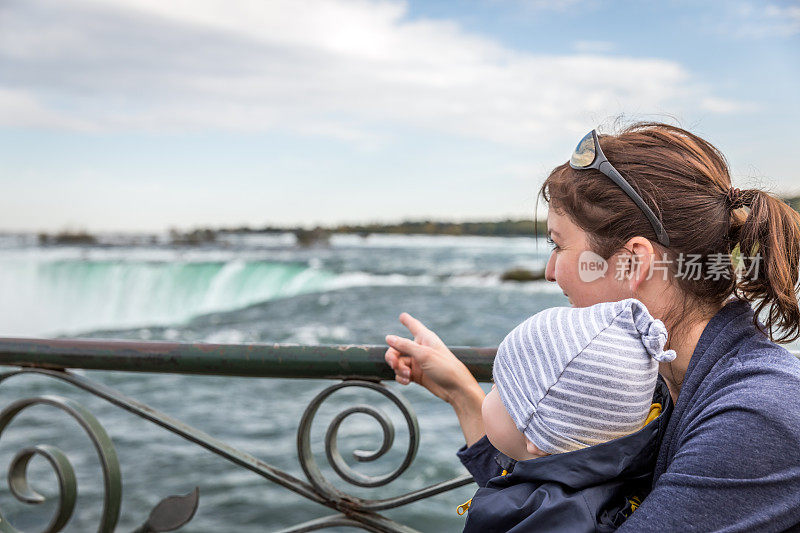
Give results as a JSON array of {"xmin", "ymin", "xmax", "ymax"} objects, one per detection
[{"xmin": 544, "ymin": 209, "xmax": 629, "ymax": 308}]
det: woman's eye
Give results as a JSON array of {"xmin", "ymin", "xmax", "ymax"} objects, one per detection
[{"xmin": 546, "ymin": 236, "xmax": 560, "ymax": 251}]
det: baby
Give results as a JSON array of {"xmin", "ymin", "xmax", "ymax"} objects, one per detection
[{"xmin": 462, "ymin": 298, "xmax": 675, "ymax": 532}]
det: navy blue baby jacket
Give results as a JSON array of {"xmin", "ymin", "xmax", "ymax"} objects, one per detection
[{"xmin": 459, "ymin": 379, "xmax": 671, "ymax": 532}]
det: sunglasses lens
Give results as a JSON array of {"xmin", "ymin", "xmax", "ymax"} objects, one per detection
[{"xmin": 570, "ymin": 131, "xmax": 596, "ymax": 168}]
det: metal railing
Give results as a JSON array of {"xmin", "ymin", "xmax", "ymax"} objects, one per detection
[{"xmin": 0, "ymin": 338, "xmax": 497, "ymax": 533}]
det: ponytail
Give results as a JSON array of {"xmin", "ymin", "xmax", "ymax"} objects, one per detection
[{"xmin": 732, "ymin": 190, "xmax": 800, "ymax": 343}]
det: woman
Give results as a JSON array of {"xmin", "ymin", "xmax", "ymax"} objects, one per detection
[{"xmin": 384, "ymin": 123, "xmax": 800, "ymax": 531}]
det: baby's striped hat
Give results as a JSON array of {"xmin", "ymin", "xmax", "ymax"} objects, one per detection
[{"xmin": 493, "ymin": 298, "xmax": 676, "ymax": 455}]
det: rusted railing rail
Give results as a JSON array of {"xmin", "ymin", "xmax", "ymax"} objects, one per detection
[
  {"xmin": 0, "ymin": 338, "xmax": 495, "ymax": 381},
  {"xmin": 0, "ymin": 338, "xmax": 497, "ymax": 533}
]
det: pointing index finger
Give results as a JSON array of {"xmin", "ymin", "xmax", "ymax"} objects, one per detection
[
  {"xmin": 385, "ymin": 334, "xmax": 426, "ymax": 358},
  {"xmin": 399, "ymin": 312, "xmax": 429, "ymax": 337}
]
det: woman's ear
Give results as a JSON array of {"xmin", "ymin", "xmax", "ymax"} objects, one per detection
[{"xmin": 620, "ymin": 237, "xmax": 655, "ymax": 292}]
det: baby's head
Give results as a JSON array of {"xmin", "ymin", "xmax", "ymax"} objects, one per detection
[{"xmin": 483, "ymin": 298, "xmax": 676, "ymax": 461}]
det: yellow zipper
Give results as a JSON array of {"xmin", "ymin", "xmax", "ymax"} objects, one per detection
[
  {"xmin": 456, "ymin": 500, "xmax": 471, "ymax": 516},
  {"xmin": 457, "ymin": 469, "xmax": 508, "ymax": 516}
]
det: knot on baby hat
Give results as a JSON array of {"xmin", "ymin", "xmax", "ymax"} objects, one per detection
[
  {"xmin": 630, "ymin": 304, "xmax": 677, "ymax": 363},
  {"xmin": 492, "ymin": 298, "xmax": 672, "ymax": 455}
]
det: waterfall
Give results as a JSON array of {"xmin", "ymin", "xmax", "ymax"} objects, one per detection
[{"xmin": 0, "ymin": 257, "xmax": 335, "ymax": 336}]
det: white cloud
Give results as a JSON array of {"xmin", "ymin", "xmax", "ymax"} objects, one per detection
[
  {"xmin": 0, "ymin": 0, "xmax": 748, "ymax": 147},
  {"xmin": 764, "ymin": 3, "xmax": 800, "ymax": 35},
  {"xmin": 700, "ymin": 96, "xmax": 758, "ymax": 114},
  {"xmin": 572, "ymin": 40, "xmax": 617, "ymax": 53},
  {"xmin": 506, "ymin": 0, "xmax": 597, "ymax": 13},
  {"xmin": 0, "ymin": 88, "xmax": 94, "ymax": 130},
  {"xmin": 729, "ymin": 1, "xmax": 800, "ymax": 37}
]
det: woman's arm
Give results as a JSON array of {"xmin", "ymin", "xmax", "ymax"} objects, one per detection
[
  {"xmin": 384, "ymin": 312, "xmax": 486, "ymax": 446},
  {"xmin": 449, "ymin": 383, "xmax": 487, "ymax": 446}
]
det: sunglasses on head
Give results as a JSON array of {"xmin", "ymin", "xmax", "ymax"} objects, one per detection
[{"xmin": 570, "ymin": 130, "xmax": 670, "ymax": 247}]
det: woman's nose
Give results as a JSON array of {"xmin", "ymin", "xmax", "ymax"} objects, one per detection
[{"xmin": 544, "ymin": 251, "xmax": 557, "ymax": 282}]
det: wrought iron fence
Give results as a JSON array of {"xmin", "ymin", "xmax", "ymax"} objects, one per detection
[
  {"xmin": 0, "ymin": 338, "xmax": 496, "ymax": 532},
  {"xmin": 2, "ymin": 338, "xmax": 797, "ymax": 532}
]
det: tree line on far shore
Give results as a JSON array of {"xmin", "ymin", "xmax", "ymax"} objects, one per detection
[
  {"xmin": 36, "ymin": 219, "xmax": 547, "ymax": 246},
  {"xmin": 35, "ymin": 195, "xmax": 800, "ymax": 246}
]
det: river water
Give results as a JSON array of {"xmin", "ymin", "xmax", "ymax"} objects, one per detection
[
  {"xmin": 0, "ymin": 232, "xmax": 569, "ymax": 531},
  {"xmin": 2, "ymin": 233, "xmax": 797, "ymax": 531}
]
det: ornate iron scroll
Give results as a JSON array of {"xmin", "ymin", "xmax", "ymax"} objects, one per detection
[
  {"xmin": 0, "ymin": 394, "xmax": 121, "ymax": 532},
  {"xmin": 297, "ymin": 380, "xmax": 420, "ymax": 496},
  {"xmin": 0, "ymin": 369, "xmax": 474, "ymax": 532}
]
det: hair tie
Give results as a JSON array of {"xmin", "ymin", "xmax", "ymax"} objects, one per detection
[{"xmin": 726, "ymin": 187, "xmax": 745, "ymax": 209}]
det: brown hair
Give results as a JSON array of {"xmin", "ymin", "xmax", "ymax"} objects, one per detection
[{"xmin": 539, "ymin": 122, "xmax": 800, "ymax": 343}]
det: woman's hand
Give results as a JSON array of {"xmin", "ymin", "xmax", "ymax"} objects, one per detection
[{"xmin": 385, "ymin": 313, "xmax": 486, "ymax": 445}]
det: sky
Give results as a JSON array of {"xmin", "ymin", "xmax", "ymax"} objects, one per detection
[{"xmin": 1, "ymin": 0, "xmax": 798, "ymax": 232}]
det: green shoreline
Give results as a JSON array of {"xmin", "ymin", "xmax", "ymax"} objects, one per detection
[{"xmin": 34, "ymin": 195, "xmax": 800, "ymax": 246}]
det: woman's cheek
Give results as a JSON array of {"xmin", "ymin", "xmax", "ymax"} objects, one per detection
[{"xmin": 554, "ymin": 254, "xmax": 579, "ymax": 298}]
